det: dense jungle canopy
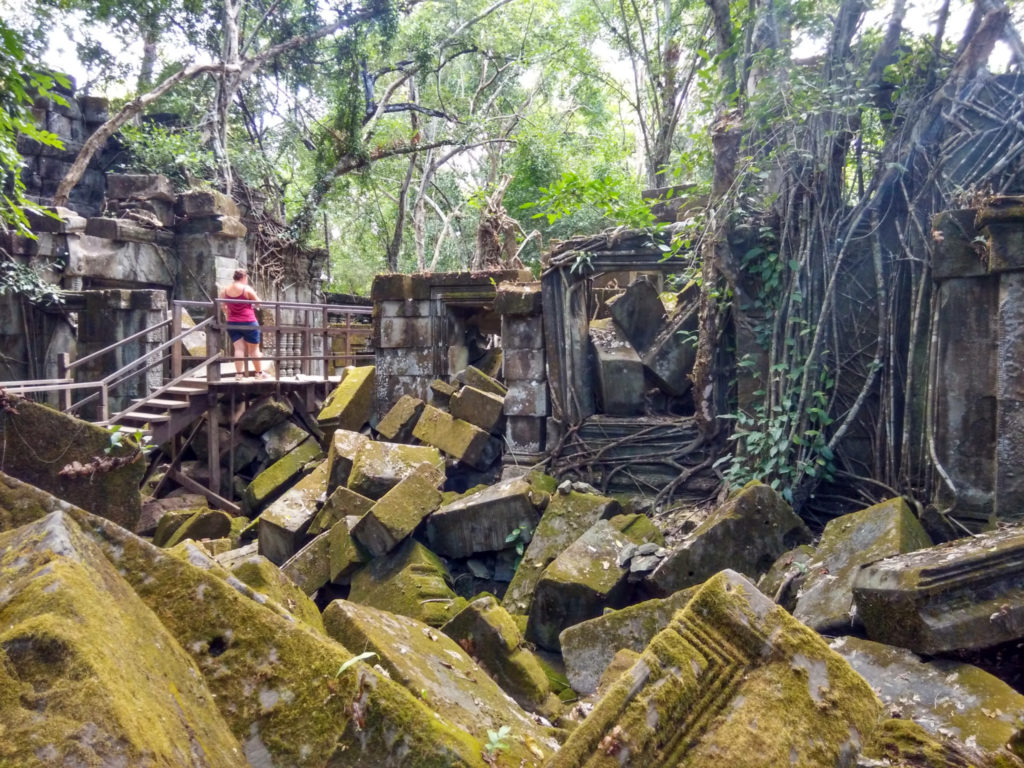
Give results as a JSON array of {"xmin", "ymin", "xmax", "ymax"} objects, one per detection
[{"xmin": 1, "ymin": 0, "xmax": 1023, "ymax": 511}]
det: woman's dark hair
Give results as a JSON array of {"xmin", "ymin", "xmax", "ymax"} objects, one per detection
[{"xmin": 233, "ymin": 269, "xmax": 246, "ymax": 281}]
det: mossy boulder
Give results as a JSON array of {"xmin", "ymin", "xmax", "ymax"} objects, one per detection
[
  {"xmin": 526, "ymin": 519, "xmax": 639, "ymax": 651},
  {"xmin": 317, "ymin": 365, "xmax": 375, "ymax": 435},
  {"xmin": 137, "ymin": 492, "xmax": 208, "ymax": 536},
  {"xmin": 163, "ymin": 508, "xmax": 233, "ymax": 548},
  {"xmin": 375, "ymin": 394, "xmax": 425, "ymax": 442},
  {"xmin": 412, "ymin": 404, "xmax": 500, "ymax": 470},
  {"xmin": 280, "ymin": 530, "xmax": 332, "ymax": 597},
  {"xmin": 228, "ymin": 551, "xmax": 325, "ymax": 632},
  {"xmin": 832, "ymin": 636, "xmax": 1024, "ymax": 760},
  {"xmin": 0, "ymin": 396, "xmax": 143, "ymax": 530},
  {"xmin": 324, "ymin": 599, "xmax": 557, "ymax": 764},
  {"xmin": 547, "ymin": 570, "xmax": 883, "ymax": 768},
  {"xmin": 645, "ymin": 481, "xmax": 812, "ymax": 597},
  {"xmin": 442, "ymin": 594, "xmax": 560, "ymax": 717},
  {"xmin": 258, "ymin": 460, "xmax": 329, "ymax": 565},
  {"xmin": 347, "ymin": 440, "xmax": 444, "ymax": 499},
  {"xmin": 326, "ymin": 428, "xmax": 370, "ymax": 493},
  {"xmin": 0, "ymin": 511, "xmax": 246, "ymax": 767},
  {"xmin": 450, "ymin": 385, "xmax": 505, "ymax": 434},
  {"xmin": 757, "ymin": 544, "xmax": 816, "ymax": 611},
  {"xmin": 237, "ymin": 396, "xmax": 293, "ymax": 435},
  {"xmin": 502, "ymin": 488, "xmax": 620, "ymax": 616},
  {"xmin": 862, "ymin": 718, "xmax": 1024, "ymax": 768},
  {"xmin": 794, "ymin": 498, "xmax": 932, "ymax": 633},
  {"xmin": 308, "ymin": 485, "xmax": 373, "ymax": 536},
  {"xmin": 151, "ymin": 507, "xmax": 202, "ymax": 546},
  {"xmin": 330, "ymin": 518, "xmax": 369, "ymax": 584},
  {"xmin": 69, "ymin": 505, "xmax": 492, "ymax": 767},
  {"xmin": 261, "ymin": 420, "xmax": 313, "ymax": 461},
  {"xmin": 348, "ymin": 539, "xmax": 466, "ymax": 626},
  {"xmin": 464, "ymin": 365, "xmax": 507, "ymax": 396},
  {"xmin": 560, "ymin": 586, "xmax": 697, "ymax": 696},
  {"xmin": 352, "ymin": 469, "xmax": 442, "ymax": 556},
  {"xmin": 243, "ymin": 437, "xmax": 323, "ymax": 514},
  {"xmin": 426, "ymin": 477, "xmax": 540, "ymax": 558}
]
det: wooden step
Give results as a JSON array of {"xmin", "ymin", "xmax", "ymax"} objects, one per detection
[
  {"xmin": 115, "ymin": 410, "xmax": 171, "ymax": 424},
  {"xmin": 132, "ymin": 397, "xmax": 192, "ymax": 409},
  {"xmin": 163, "ymin": 385, "xmax": 207, "ymax": 396}
]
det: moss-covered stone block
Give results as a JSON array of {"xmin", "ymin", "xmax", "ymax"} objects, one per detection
[
  {"xmin": 526, "ymin": 519, "xmax": 637, "ymax": 651},
  {"xmin": 68, "ymin": 506, "xmax": 492, "ymax": 767},
  {"xmin": 0, "ymin": 396, "xmax": 143, "ymax": 530},
  {"xmin": 351, "ymin": 470, "xmax": 442, "ymax": 556},
  {"xmin": 426, "ymin": 477, "xmax": 540, "ymax": 558},
  {"xmin": 547, "ymin": 570, "xmax": 882, "ymax": 768},
  {"xmin": 450, "ymin": 386, "xmax": 505, "ymax": 434},
  {"xmin": 757, "ymin": 544, "xmax": 816, "ymax": 611},
  {"xmin": 137, "ymin": 493, "xmax": 208, "ymax": 536},
  {"xmin": 261, "ymin": 420, "xmax": 312, "ymax": 461},
  {"xmin": 853, "ymin": 524, "xmax": 1024, "ymax": 655},
  {"xmin": 227, "ymin": 551, "xmax": 325, "ymax": 632},
  {"xmin": 608, "ymin": 512, "xmax": 664, "ymax": 545},
  {"xmin": 464, "ymin": 365, "xmax": 507, "ymax": 397},
  {"xmin": 308, "ymin": 485, "xmax": 373, "ymax": 536},
  {"xmin": 163, "ymin": 508, "xmax": 233, "ymax": 548},
  {"xmin": 374, "ymin": 394, "xmax": 425, "ymax": 442},
  {"xmin": 347, "ymin": 440, "xmax": 444, "ymax": 499},
  {"xmin": 862, "ymin": 718, "xmax": 1023, "ymax": 768},
  {"xmin": 257, "ymin": 459, "xmax": 328, "ymax": 565},
  {"xmin": 832, "ymin": 636, "xmax": 1024, "ymax": 760},
  {"xmin": 280, "ymin": 529, "xmax": 333, "ymax": 598},
  {"xmin": 794, "ymin": 498, "xmax": 932, "ymax": 633},
  {"xmin": 324, "ymin": 600, "xmax": 557, "ymax": 763},
  {"xmin": 412, "ymin": 404, "xmax": 499, "ymax": 470},
  {"xmin": 237, "ymin": 396, "xmax": 293, "ymax": 435},
  {"xmin": 0, "ymin": 511, "xmax": 246, "ymax": 767},
  {"xmin": 317, "ymin": 365, "xmax": 375, "ymax": 435},
  {"xmin": 560, "ymin": 586, "xmax": 697, "ymax": 696},
  {"xmin": 646, "ymin": 481, "xmax": 812, "ymax": 596},
  {"xmin": 151, "ymin": 508, "xmax": 201, "ymax": 546},
  {"xmin": 348, "ymin": 539, "xmax": 466, "ymax": 626},
  {"xmin": 243, "ymin": 438, "xmax": 323, "ymax": 514},
  {"xmin": 503, "ymin": 490, "xmax": 621, "ymax": 616},
  {"xmin": 326, "ymin": 428, "xmax": 370, "ymax": 494},
  {"xmin": 430, "ymin": 378, "xmax": 459, "ymax": 406},
  {"xmin": 442, "ymin": 595, "xmax": 559, "ymax": 717},
  {"xmin": 329, "ymin": 518, "xmax": 368, "ymax": 584}
]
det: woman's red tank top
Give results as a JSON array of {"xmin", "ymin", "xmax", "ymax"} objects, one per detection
[{"xmin": 224, "ymin": 287, "xmax": 258, "ymax": 323}]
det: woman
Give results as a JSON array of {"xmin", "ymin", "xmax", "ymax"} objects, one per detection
[{"xmin": 220, "ymin": 269, "xmax": 268, "ymax": 380}]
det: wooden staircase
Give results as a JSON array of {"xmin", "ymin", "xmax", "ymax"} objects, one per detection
[{"xmin": 115, "ymin": 380, "xmax": 210, "ymax": 446}]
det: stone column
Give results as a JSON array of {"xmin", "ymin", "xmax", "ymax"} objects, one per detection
[{"xmin": 497, "ymin": 282, "xmax": 547, "ymax": 456}]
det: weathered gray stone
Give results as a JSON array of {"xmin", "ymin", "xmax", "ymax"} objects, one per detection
[
  {"xmin": 105, "ymin": 173, "xmax": 175, "ymax": 202},
  {"xmin": 261, "ymin": 420, "xmax": 311, "ymax": 462},
  {"xmin": 347, "ymin": 539, "xmax": 466, "ymax": 627},
  {"xmin": 329, "ymin": 517, "xmax": 367, "ymax": 584},
  {"xmin": 502, "ymin": 348, "xmax": 546, "ymax": 381},
  {"xmin": 996, "ymin": 270, "xmax": 1024, "ymax": 523},
  {"xmin": 931, "ymin": 208, "xmax": 987, "ymax": 280},
  {"xmin": 832, "ymin": 636, "xmax": 1024, "ymax": 761},
  {"xmin": 228, "ymin": 552, "xmax": 324, "ymax": 631},
  {"xmin": 0, "ymin": 511, "xmax": 247, "ymax": 767},
  {"xmin": 527, "ymin": 518, "xmax": 651, "ymax": 651},
  {"xmin": 258, "ymin": 461, "xmax": 328, "ymax": 565},
  {"xmin": 503, "ymin": 380, "xmax": 549, "ymax": 417},
  {"xmin": 646, "ymin": 482, "xmax": 812, "ymax": 597},
  {"xmin": 464, "ymin": 365, "xmax": 507, "ymax": 396},
  {"xmin": 546, "ymin": 570, "xmax": 881, "ymax": 768},
  {"xmin": 441, "ymin": 595, "xmax": 559, "ymax": 716},
  {"xmin": 326, "ymin": 428, "xmax": 370, "ymax": 493},
  {"xmin": 346, "ymin": 440, "xmax": 444, "ymax": 499},
  {"xmin": 641, "ymin": 300, "xmax": 699, "ymax": 397},
  {"xmin": 317, "ymin": 365, "xmax": 375, "ymax": 435},
  {"xmin": 242, "ymin": 438, "xmax": 323, "ymax": 514},
  {"xmin": 237, "ymin": 397, "xmax": 292, "ymax": 435},
  {"xmin": 323, "ymin": 600, "xmax": 556, "ymax": 764},
  {"xmin": 280, "ymin": 529, "xmax": 332, "ymax": 596},
  {"xmin": 377, "ymin": 316, "xmax": 432, "ymax": 348},
  {"xmin": 412, "ymin": 405, "xmax": 500, "ymax": 470},
  {"xmin": 426, "ymin": 477, "xmax": 540, "ymax": 558},
  {"xmin": 501, "ymin": 315, "xmax": 545, "ymax": 350},
  {"xmin": 756, "ymin": 544, "xmax": 816, "ymax": 611},
  {"xmin": 793, "ymin": 498, "xmax": 932, "ymax": 634},
  {"xmin": 163, "ymin": 508, "xmax": 233, "ymax": 548},
  {"xmin": 589, "ymin": 318, "xmax": 645, "ymax": 416},
  {"xmin": 503, "ymin": 486, "xmax": 620, "ymax": 616},
  {"xmin": 853, "ymin": 523, "xmax": 1024, "ymax": 654},
  {"xmin": 308, "ymin": 485, "xmax": 373, "ymax": 536},
  {"xmin": 137, "ymin": 493, "xmax": 208, "ymax": 537},
  {"xmin": 449, "ymin": 386, "xmax": 505, "ymax": 433},
  {"xmin": 505, "ymin": 415, "xmax": 545, "ymax": 452},
  {"xmin": 494, "ymin": 281, "xmax": 543, "ymax": 315},
  {"xmin": 560, "ymin": 587, "xmax": 696, "ymax": 696},
  {"xmin": 607, "ymin": 276, "xmax": 667, "ymax": 351},
  {"xmin": 374, "ymin": 394, "xmax": 425, "ymax": 442},
  {"xmin": 176, "ymin": 189, "xmax": 240, "ymax": 218},
  {"xmin": 351, "ymin": 470, "xmax": 442, "ymax": 557}
]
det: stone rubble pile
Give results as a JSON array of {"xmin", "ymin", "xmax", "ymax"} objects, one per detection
[{"xmin": 0, "ymin": 375, "xmax": 1023, "ymax": 767}]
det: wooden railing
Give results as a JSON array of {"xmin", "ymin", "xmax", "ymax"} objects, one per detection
[{"xmin": 3, "ymin": 297, "xmax": 373, "ymax": 422}]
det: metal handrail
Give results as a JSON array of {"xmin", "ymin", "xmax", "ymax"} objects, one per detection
[
  {"xmin": 68, "ymin": 317, "xmax": 173, "ymax": 372},
  {"xmin": 99, "ymin": 316, "xmax": 214, "ymax": 387},
  {"xmin": 102, "ymin": 351, "xmax": 224, "ymax": 427}
]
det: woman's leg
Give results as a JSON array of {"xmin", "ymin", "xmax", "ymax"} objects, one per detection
[
  {"xmin": 245, "ymin": 340, "xmax": 263, "ymax": 374},
  {"xmin": 232, "ymin": 337, "xmax": 246, "ymax": 375}
]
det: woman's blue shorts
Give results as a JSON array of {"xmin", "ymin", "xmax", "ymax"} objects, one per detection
[{"xmin": 228, "ymin": 322, "xmax": 261, "ymax": 344}]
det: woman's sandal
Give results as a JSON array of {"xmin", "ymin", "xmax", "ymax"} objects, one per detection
[{"xmin": 254, "ymin": 371, "xmax": 269, "ymax": 380}]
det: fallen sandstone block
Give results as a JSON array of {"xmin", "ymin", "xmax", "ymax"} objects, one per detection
[
  {"xmin": 242, "ymin": 437, "xmax": 323, "ymax": 514},
  {"xmin": 793, "ymin": 497, "xmax": 932, "ymax": 634},
  {"xmin": 607, "ymin": 276, "xmax": 666, "ymax": 352},
  {"xmin": 228, "ymin": 551, "xmax": 324, "ymax": 632},
  {"xmin": 374, "ymin": 394, "xmax": 425, "ymax": 442},
  {"xmin": 351, "ymin": 470, "xmax": 442, "ymax": 556},
  {"xmin": 329, "ymin": 517, "xmax": 368, "ymax": 584},
  {"xmin": 326, "ymin": 428, "xmax": 370, "ymax": 493},
  {"xmin": 317, "ymin": 365, "xmax": 375, "ymax": 435},
  {"xmin": 546, "ymin": 570, "xmax": 882, "ymax": 768},
  {"xmin": 426, "ymin": 477, "xmax": 539, "ymax": 558},
  {"xmin": 464, "ymin": 365, "xmax": 507, "ymax": 397},
  {"xmin": 162, "ymin": 508, "xmax": 233, "ymax": 549},
  {"xmin": 449, "ymin": 385, "xmax": 505, "ymax": 434},
  {"xmin": 589, "ymin": 318, "xmax": 645, "ymax": 416},
  {"xmin": 853, "ymin": 523, "xmax": 1024, "ymax": 654},
  {"xmin": 307, "ymin": 485, "xmax": 373, "ymax": 536},
  {"xmin": 257, "ymin": 460, "xmax": 328, "ymax": 565},
  {"xmin": 412, "ymin": 404, "xmax": 500, "ymax": 470},
  {"xmin": 346, "ymin": 439, "xmax": 444, "ymax": 499}
]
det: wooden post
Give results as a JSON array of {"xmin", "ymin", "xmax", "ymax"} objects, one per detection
[
  {"xmin": 171, "ymin": 302, "xmax": 183, "ymax": 379},
  {"xmin": 207, "ymin": 301, "xmax": 221, "ymax": 383},
  {"xmin": 58, "ymin": 353, "xmax": 72, "ymax": 411},
  {"xmin": 99, "ymin": 384, "xmax": 109, "ymax": 422},
  {"xmin": 207, "ymin": 409, "xmax": 221, "ymax": 501}
]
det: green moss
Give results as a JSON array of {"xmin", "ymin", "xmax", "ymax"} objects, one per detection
[
  {"xmin": 607, "ymin": 513, "xmax": 663, "ymax": 545},
  {"xmin": 346, "ymin": 440, "xmax": 444, "ymax": 499},
  {"xmin": 317, "ymin": 366, "xmax": 375, "ymax": 432},
  {"xmin": 164, "ymin": 509, "xmax": 233, "ymax": 548},
  {"xmin": 229, "ymin": 553, "xmax": 325, "ymax": 633},
  {"xmin": 68, "ymin": 507, "xmax": 490, "ymax": 767},
  {"xmin": 0, "ymin": 512, "xmax": 245, "ymax": 767},
  {"xmin": 411, "ymin": 406, "xmax": 492, "ymax": 466},
  {"xmin": 862, "ymin": 719, "xmax": 1024, "ymax": 768},
  {"xmin": 243, "ymin": 439, "xmax": 323, "ymax": 513}
]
